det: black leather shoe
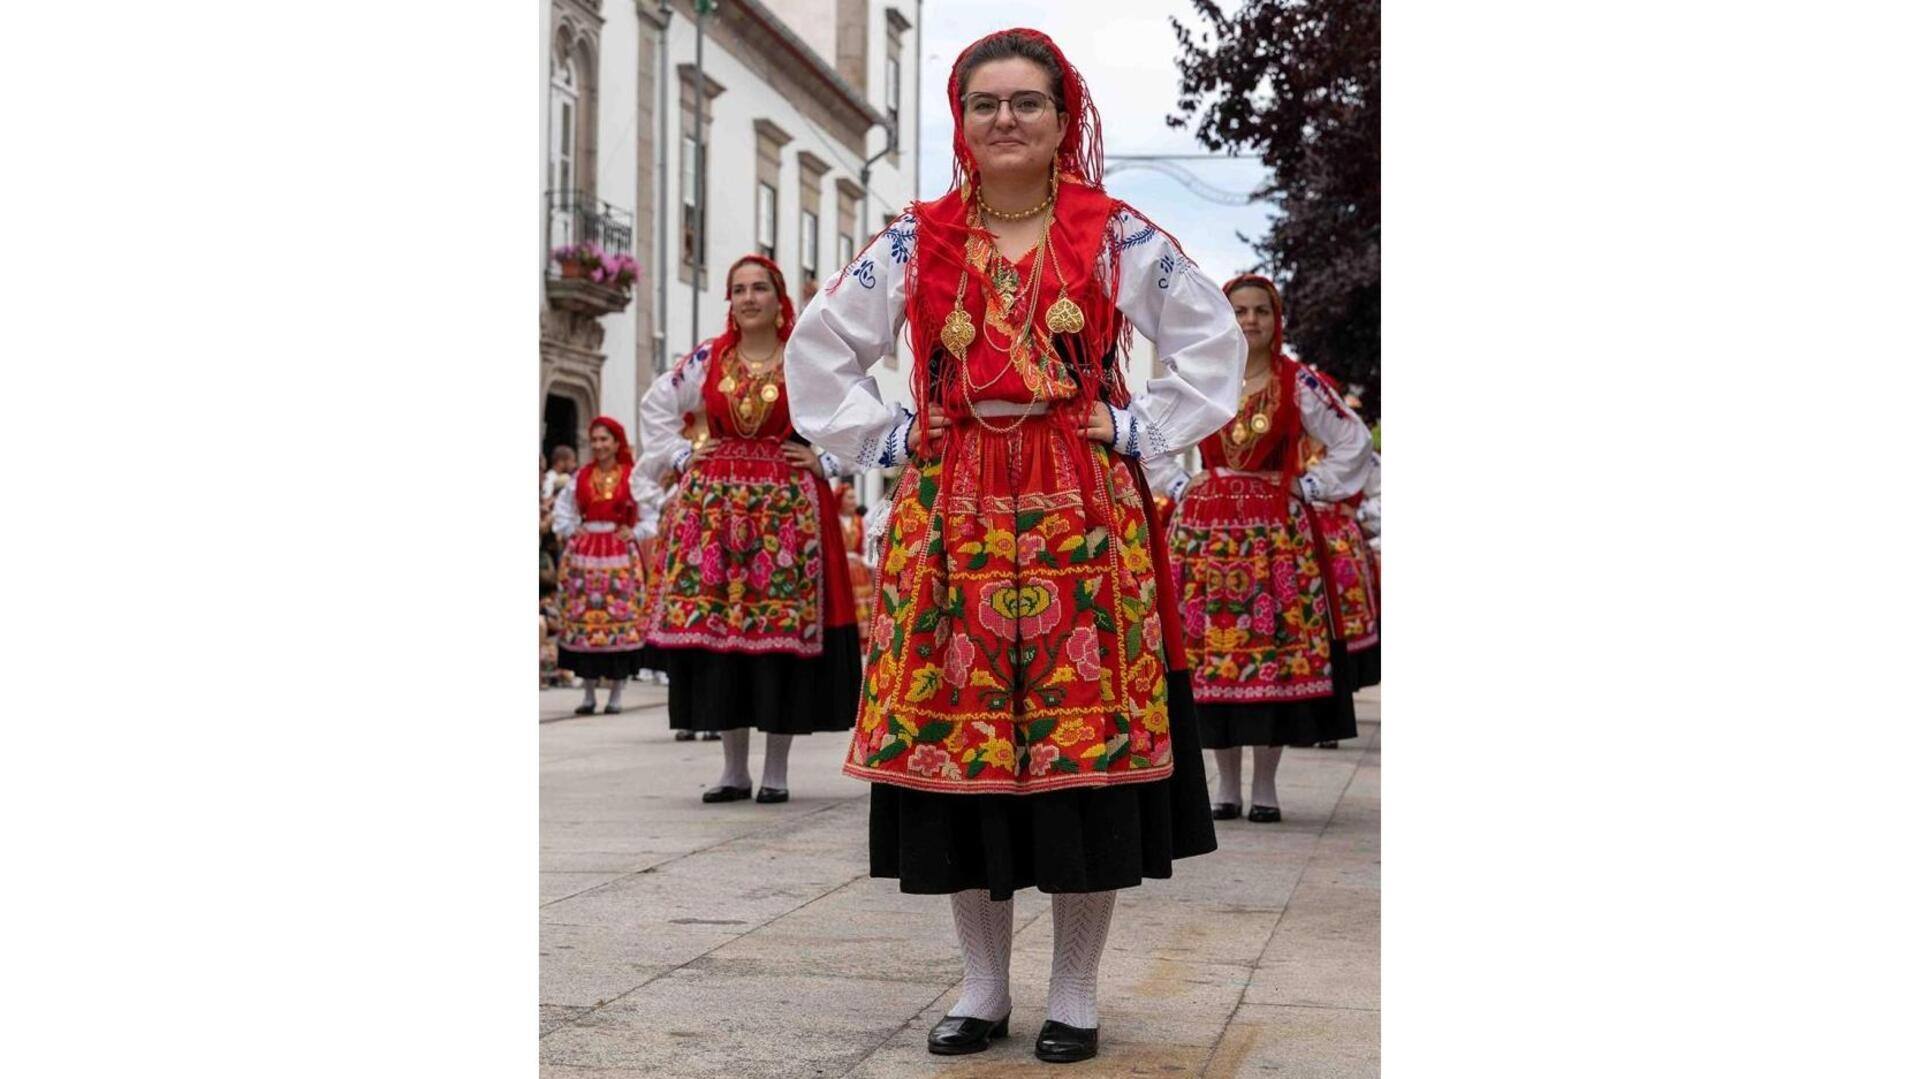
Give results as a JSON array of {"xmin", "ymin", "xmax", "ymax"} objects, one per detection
[
  {"xmin": 755, "ymin": 787, "xmax": 789, "ymax": 804},
  {"xmin": 700, "ymin": 785, "xmax": 753, "ymax": 803},
  {"xmin": 927, "ymin": 1013, "xmax": 1009, "ymax": 1055},
  {"xmin": 1034, "ymin": 1019, "xmax": 1098, "ymax": 1063},
  {"xmin": 1315, "ymin": 740, "xmax": 1340, "ymax": 749},
  {"xmin": 699, "ymin": 731, "xmax": 721, "ymax": 741},
  {"xmin": 603, "ymin": 705, "xmax": 622, "ymax": 715},
  {"xmin": 1211, "ymin": 802, "xmax": 1241, "ymax": 821},
  {"xmin": 1247, "ymin": 804, "xmax": 1282, "ymax": 823},
  {"xmin": 572, "ymin": 703, "xmax": 596, "ymax": 715},
  {"xmin": 673, "ymin": 730, "xmax": 695, "ymax": 741}
]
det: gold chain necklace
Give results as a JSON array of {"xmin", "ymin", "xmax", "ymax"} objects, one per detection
[
  {"xmin": 1221, "ymin": 380, "xmax": 1275, "ymax": 470},
  {"xmin": 590, "ymin": 463, "xmax": 622, "ymax": 501},
  {"xmin": 717, "ymin": 344, "xmax": 782, "ymax": 438},
  {"xmin": 977, "ymin": 169, "xmax": 1058, "ymax": 220}
]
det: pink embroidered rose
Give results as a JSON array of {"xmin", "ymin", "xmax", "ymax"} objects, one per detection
[
  {"xmin": 1065, "ymin": 625, "xmax": 1102, "ymax": 681},
  {"xmin": 1016, "ymin": 532, "xmax": 1045, "ymax": 563},
  {"xmin": 1334, "ymin": 558, "xmax": 1359, "ymax": 589},
  {"xmin": 748, "ymin": 549, "xmax": 773, "ymax": 590},
  {"xmin": 676, "ymin": 513, "xmax": 700, "ymax": 550},
  {"xmin": 1272, "ymin": 560, "xmax": 1299, "ymax": 608},
  {"xmin": 1183, "ymin": 598, "xmax": 1206, "ymax": 641},
  {"xmin": 906, "ymin": 744, "xmax": 952, "ymax": 777},
  {"xmin": 1252, "ymin": 592, "xmax": 1277, "ymax": 636},
  {"xmin": 699, "ymin": 547, "xmax": 723, "ymax": 587},
  {"xmin": 1027, "ymin": 743, "xmax": 1060, "ymax": 777},
  {"xmin": 777, "ymin": 549, "xmax": 794, "ymax": 568},
  {"xmin": 942, "ymin": 631, "xmax": 978, "ymax": 687},
  {"xmin": 728, "ymin": 516, "xmax": 753, "ymax": 552},
  {"xmin": 778, "ymin": 520, "xmax": 799, "ymax": 555},
  {"xmin": 872, "ymin": 613, "xmax": 895, "ymax": 650},
  {"xmin": 1142, "ymin": 613, "xmax": 1163, "ymax": 654},
  {"xmin": 976, "ymin": 578, "xmax": 1064, "ymax": 640}
]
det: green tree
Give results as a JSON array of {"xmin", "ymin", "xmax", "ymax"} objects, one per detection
[{"xmin": 1169, "ymin": 0, "xmax": 1380, "ymax": 419}]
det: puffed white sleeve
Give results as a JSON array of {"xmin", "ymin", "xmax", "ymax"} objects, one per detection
[
  {"xmin": 787, "ymin": 212, "xmax": 919, "ymax": 469},
  {"xmin": 632, "ymin": 471, "xmax": 663, "ymax": 538},
  {"xmin": 637, "ymin": 342, "xmax": 713, "ymax": 483},
  {"xmin": 552, "ymin": 483, "xmax": 581, "ymax": 539},
  {"xmin": 1103, "ymin": 208, "xmax": 1245, "ymax": 459},
  {"xmin": 1295, "ymin": 370, "xmax": 1373, "ymax": 503},
  {"xmin": 1143, "ymin": 452, "xmax": 1196, "ymax": 502}
]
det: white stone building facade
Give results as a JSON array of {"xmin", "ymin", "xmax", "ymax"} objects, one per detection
[{"xmin": 542, "ymin": 0, "xmax": 921, "ymax": 509}]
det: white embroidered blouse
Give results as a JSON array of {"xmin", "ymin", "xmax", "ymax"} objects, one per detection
[{"xmin": 784, "ymin": 206, "xmax": 1245, "ymax": 468}]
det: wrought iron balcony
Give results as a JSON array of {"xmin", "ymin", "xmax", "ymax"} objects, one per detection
[{"xmin": 545, "ymin": 189, "xmax": 634, "ymax": 265}]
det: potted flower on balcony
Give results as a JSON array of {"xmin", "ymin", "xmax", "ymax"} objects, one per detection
[
  {"xmin": 591, "ymin": 253, "xmax": 641, "ymax": 291},
  {"xmin": 550, "ymin": 242, "xmax": 605, "ymax": 281}
]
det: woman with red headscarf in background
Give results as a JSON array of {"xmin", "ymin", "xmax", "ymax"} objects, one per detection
[
  {"xmin": 1146, "ymin": 275, "xmax": 1374, "ymax": 823},
  {"xmin": 551, "ymin": 417, "xmax": 649, "ymax": 716},
  {"xmin": 835, "ymin": 482, "xmax": 875, "ymax": 648},
  {"xmin": 788, "ymin": 29, "xmax": 1242, "ymax": 1064},
  {"xmin": 637, "ymin": 254, "xmax": 860, "ymax": 804}
]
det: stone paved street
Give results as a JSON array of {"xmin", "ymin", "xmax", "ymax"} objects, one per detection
[{"xmin": 540, "ymin": 683, "xmax": 1380, "ymax": 1077}]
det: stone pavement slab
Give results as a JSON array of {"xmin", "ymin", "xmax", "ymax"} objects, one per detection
[{"xmin": 540, "ymin": 685, "xmax": 1380, "ymax": 1076}]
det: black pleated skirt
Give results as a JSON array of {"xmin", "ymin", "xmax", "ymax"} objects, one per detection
[
  {"xmin": 1196, "ymin": 640, "xmax": 1362, "ymax": 748},
  {"xmin": 868, "ymin": 670, "xmax": 1219, "ymax": 901},
  {"xmin": 660, "ymin": 625, "xmax": 861, "ymax": 735},
  {"xmin": 556, "ymin": 647, "xmax": 647, "ymax": 681},
  {"xmin": 1350, "ymin": 641, "xmax": 1381, "ymax": 689}
]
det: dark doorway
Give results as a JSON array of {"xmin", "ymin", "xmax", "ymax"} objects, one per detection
[{"xmin": 543, "ymin": 393, "xmax": 580, "ymax": 461}]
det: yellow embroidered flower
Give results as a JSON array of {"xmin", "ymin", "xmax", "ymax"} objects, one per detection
[
  {"xmin": 983, "ymin": 529, "xmax": 1016, "ymax": 561},
  {"xmin": 980, "ymin": 738, "xmax": 1016, "ymax": 771},
  {"xmin": 883, "ymin": 540, "xmax": 912, "ymax": 576},
  {"xmin": 1143, "ymin": 699, "xmax": 1170, "ymax": 734},
  {"xmin": 1122, "ymin": 541, "xmax": 1152, "ymax": 574},
  {"xmin": 1206, "ymin": 626, "xmax": 1249, "ymax": 651},
  {"xmin": 1053, "ymin": 717, "xmax": 1095, "ymax": 747},
  {"xmin": 1039, "ymin": 514, "xmax": 1070, "ymax": 538},
  {"xmin": 1289, "ymin": 655, "xmax": 1312, "ymax": 676},
  {"xmin": 1046, "ymin": 666, "xmax": 1078, "ymax": 686},
  {"xmin": 969, "ymin": 668, "xmax": 1001, "ymax": 689},
  {"xmin": 870, "ymin": 653, "xmax": 900, "ymax": 696}
]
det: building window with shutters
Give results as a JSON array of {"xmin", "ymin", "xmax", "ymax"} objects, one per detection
[{"xmin": 800, "ymin": 209, "xmax": 819, "ymax": 290}]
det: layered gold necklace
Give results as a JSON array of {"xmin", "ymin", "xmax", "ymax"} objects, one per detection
[
  {"xmin": 1221, "ymin": 377, "xmax": 1276, "ymax": 470},
  {"xmin": 716, "ymin": 341, "xmax": 783, "ymax": 437},
  {"xmin": 590, "ymin": 462, "xmax": 623, "ymax": 501}
]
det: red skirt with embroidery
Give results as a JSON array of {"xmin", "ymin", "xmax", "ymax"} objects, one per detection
[
  {"xmin": 645, "ymin": 439, "xmax": 853, "ymax": 654},
  {"xmin": 556, "ymin": 527, "xmax": 648, "ymax": 679},
  {"xmin": 1309, "ymin": 502, "xmax": 1380, "ymax": 653},
  {"xmin": 846, "ymin": 416, "xmax": 1186, "ymax": 795},
  {"xmin": 1168, "ymin": 472, "xmax": 1340, "ymax": 704},
  {"xmin": 643, "ymin": 438, "xmax": 858, "ymax": 733}
]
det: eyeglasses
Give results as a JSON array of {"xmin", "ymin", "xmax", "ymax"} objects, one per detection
[{"xmin": 962, "ymin": 91, "xmax": 1057, "ymax": 124}]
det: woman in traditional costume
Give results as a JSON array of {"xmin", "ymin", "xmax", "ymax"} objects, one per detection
[
  {"xmin": 1299, "ymin": 433, "xmax": 1381, "ymax": 692},
  {"xmin": 788, "ymin": 28, "xmax": 1242, "ymax": 1064},
  {"xmin": 1147, "ymin": 274, "xmax": 1374, "ymax": 820},
  {"xmin": 551, "ymin": 417, "xmax": 649, "ymax": 715},
  {"xmin": 637, "ymin": 254, "xmax": 861, "ymax": 802}
]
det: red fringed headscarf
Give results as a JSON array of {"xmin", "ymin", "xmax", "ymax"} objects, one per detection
[
  {"xmin": 586, "ymin": 415, "xmax": 635, "ymax": 466},
  {"xmin": 1219, "ymin": 274, "xmax": 1305, "ymax": 496},
  {"xmin": 575, "ymin": 415, "xmax": 639, "ymax": 526},
  {"xmin": 710, "ymin": 254, "xmax": 795, "ymax": 363},
  {"xmin": 944, "ymin": 28, "xmax": 1104, "ymax": 194}
]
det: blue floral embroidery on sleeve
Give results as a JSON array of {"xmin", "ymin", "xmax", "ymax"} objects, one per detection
[
  {"xmin": 885, "ymin": 214, "xmax": 916, "ymax": 264},
  {"xmin": 1157, "ymin": 254, "xmax": 1176, "ymax": 290},
  {"xmin": 1119, "ymin": 226, "xmax": 1157, "ymax": 251},
  {"xmin": 849, "ymin": 259, "xmax": 876, "ymax": 289}
]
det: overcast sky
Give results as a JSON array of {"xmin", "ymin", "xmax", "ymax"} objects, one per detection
[{"xmin": 914, "ymin": 0, "xmax": 1274, "ymax": 286}]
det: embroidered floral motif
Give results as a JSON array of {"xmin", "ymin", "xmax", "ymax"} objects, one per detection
[
  {"xmin": 842, "ymin": 428, "xmax": 1175, "ymax": 794},
  {"xmin": 644, "ymin": 440, "xmax": 827, "ymax": 654},
  {"xmin": 1168, "ymin": 474, "xmax": 1337, "ymax": 703}
]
